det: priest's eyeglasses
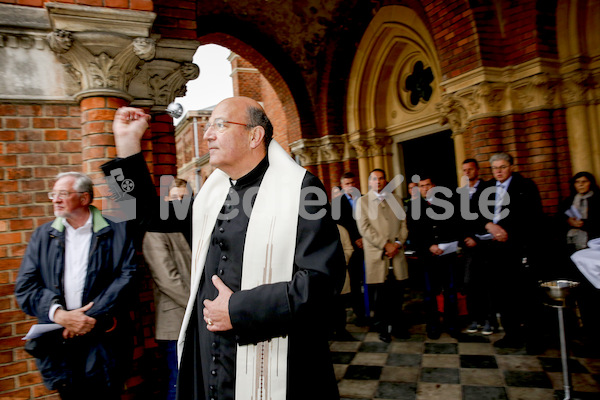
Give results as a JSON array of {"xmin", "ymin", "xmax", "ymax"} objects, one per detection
[
  {"xmin": 48, "ymin": 191, "xmax": 85, "ymax": 200},
  {"xmin": 204, "ymin": 118, "xmax": 249, "ymax": 133}
]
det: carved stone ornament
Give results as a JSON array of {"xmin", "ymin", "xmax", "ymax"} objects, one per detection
[
  {"xmin": 46, "ymin": 29, "xmax": 156, "ymax": 100},
  {"xmin": 349, "ymin": 139, "xmax": 371, "ymax": 158},
  {"xmin": 435, "ymin": 95, "xmax": 468, "ymax": 134},
  {"xmin": 290, "ymin": 138, "xmax": 320, "ymax": 166},
  {"xmin": 367, "ymin": 136, "xmax": 392, "ymax": 157},
  {"xmin": 319, "ymin": 137, "xmax": 346, "ymax": 163},
  {"xmin": 561, "ymin": 71, "xmax": 592, "ymax": 105},
  {"xmin": 148, "ymin": 62, "xmax": 200, "ymax": 109}
]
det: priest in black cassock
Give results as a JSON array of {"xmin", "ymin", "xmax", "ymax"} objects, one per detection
[{"xmin": 102, "ymin": 97, "xmax": 345, "ymax": 400}]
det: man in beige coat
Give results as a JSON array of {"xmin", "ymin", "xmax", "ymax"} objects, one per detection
[
  {"xmin": 142, "ymin": 179, "xmax": 192, "ymax": 400},
  {"xmin": 357, "ymin": 169, "xmax": 409, "ymax": 342}
]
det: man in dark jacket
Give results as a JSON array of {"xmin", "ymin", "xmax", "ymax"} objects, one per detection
[
  {"xmin": 407, "ymin": 174, "xmax": 462, "ymax": 339},
  {"xmin": 332, "ymin": 172, "xmax": 368, "ymax": 326},
  {"xmin": 15, "ymin": 172, "xmax": 137, "ymax": 399},
  {"xmin": 480, "ymin": 153, "xmax": 546, "ymax": 350}
]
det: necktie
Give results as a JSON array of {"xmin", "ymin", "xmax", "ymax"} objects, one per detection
[{"xmin": 493, "ymin": 184, "xmax": 505, "ymax": 224}]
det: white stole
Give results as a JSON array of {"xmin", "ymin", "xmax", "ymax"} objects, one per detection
[{"xmin": 177, "ymin": 140, "xmax": 306, "ymax": 399}]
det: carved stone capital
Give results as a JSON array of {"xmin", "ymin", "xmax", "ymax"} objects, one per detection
[
  {"xmin": 319, "ymin": 136, "xmax": 346, "ymax": 163},
  {"xmin": 510, "ymin": 73, "xmax": 560, "ymax": 109},
  {"xmin": 561, "ymin": 71, "xmax": 592, "ymax": 105},
  {"xmin": 130, "ymin": 38, "xmax": 201, "ymax": 111},
  {"xmin": 367, "ymin": 136, "xmax": 392, "ymax": 157},
  {"xmin": 289, "ymin": 138, "xmax": 320, "ymax": 166},
  {"xmin": 45, "ymin": 3, "xmax": 157, "ymax": 102},
  {"xmin": 471, "ymin": 82, "xmax": 507, "ymax": 114},
  {"xmin": 47, "ymin": 29, "xmax": 156, "ymax": 101},
  {"xmin": 435, "ymin": 95, "xmax": 469, "ymax": 134}
]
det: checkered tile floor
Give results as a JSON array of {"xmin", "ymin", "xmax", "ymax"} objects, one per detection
[{"xmin": 330, "ymin": 308, "xmax": 600, "ymax": 399}]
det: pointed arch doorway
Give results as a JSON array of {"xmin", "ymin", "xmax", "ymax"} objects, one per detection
[{"xmin": 346, "ymin": 5, "xmax": 458, "ymax": 195}]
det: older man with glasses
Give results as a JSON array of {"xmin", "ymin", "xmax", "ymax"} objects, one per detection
[
  {"xmin": 479, "ymin": 153, "xmax": 547, "ymax": 352},
  {"xmin": 15, "ymin": 172, "xmax": 137, "ymax": 399},
  {"xmin": 103, "ymin": 96, "xmax": 345, "ymax": 400}
]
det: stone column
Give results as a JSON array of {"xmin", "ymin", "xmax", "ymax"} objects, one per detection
[
  {"xmin": 561, "ymin": 71, "xmax": 596, "ymax": 175},
  {"xmin": 45, "ymin": 3, "xmax": 199, "ymax": 202},
  {"xmin": 350, "ymin": 139, "xmax": 371, "ymax": 194}
]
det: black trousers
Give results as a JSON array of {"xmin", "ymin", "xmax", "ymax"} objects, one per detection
[
  {"xmin": 423, "ymin": 253, "xmax": 460, "ymax": 332},
  {"xmin": 487, "ymin": 242, "xmax": 544, "ymax": 340},
  {"xmin": 463, "ymin": 243, "xmax": 496, "ymax": 323},
  {"xmin": 370, "ymin": 277, "xmax": 406, "ymax": 332},
  {"xmin": 348, "ymin": 248, "xmax": 367, "ymax": 318}
]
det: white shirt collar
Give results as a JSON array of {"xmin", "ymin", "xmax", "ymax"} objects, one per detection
[{"xmin": 496, "ymin": 175, "xmax": 513, "ymax": 189}]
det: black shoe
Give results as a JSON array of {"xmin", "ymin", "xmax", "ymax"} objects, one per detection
[
  {"xmin": 392, "ymin": 328, "xmax": 411, "ymax": 340},
  {"xmin": 426, "ymin": 326, "xmax": 441, "ymax": 340},
  {"xmin": 379, "ymin": 332, "xmax": 392, "ymax": 343},
  {"xmin": 354, "ymin": 316, "xmax": 370, "ymax": 327},
  {"xmin": 332, "ymin": 329, "xmax": 358, "ymax": 342},
  {"xmin": 449, "ymin": 330, "xmax": 468, "ymax": 341},
  {"xmin": 494, "ymin": 336, "xmax": 524, "ymax": 349}
]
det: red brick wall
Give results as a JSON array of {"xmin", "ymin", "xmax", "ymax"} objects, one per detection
[
  {"xmin": 0, "ymin": 103, "xmax": 82, "ymax": 399},
  {"xmin": 0, "ymin": 0, "xmax": 153, "ymax": 11},
  {"xmin": 464, "ymin": 109, "xmax": 570, "ymax": 214},
  {"xmin": 427, "ymin": 0, "xmax": 558, "ymax": 76}
]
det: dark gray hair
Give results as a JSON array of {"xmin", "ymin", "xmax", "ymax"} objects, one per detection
[
  {"xmin": 247, "ymin": 106, "xmax": 273, "ymax": 148},
  {"xmin": 56, "ymin": 172, "xmax": 94, "ymax": 201},
  {"xmin": 489, "ymin": 152, "xmax": 513, "ymax": 166}
]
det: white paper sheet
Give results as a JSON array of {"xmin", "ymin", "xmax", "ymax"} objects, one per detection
[
  {"xmin": 22, "ymin": 323, "xmax": 62, "ymax": 340},
  {"xmin": 438, "ymin": 241, "xmax": 459, "ymax": 255},
  {"xmin": 475, "ymin": 233, "xmax": 494, "ymax": 241}
]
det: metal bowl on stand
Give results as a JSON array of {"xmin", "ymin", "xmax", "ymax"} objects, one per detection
[
  {"xmin": 539, "ymin": 279, "xmax": 580, "ymax": 400},
  {"xmin": 540, "ymin": 280, "xmax": 579, "ymax": 307}
]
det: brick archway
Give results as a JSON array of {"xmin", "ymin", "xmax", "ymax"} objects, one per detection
[{"xmin": 198, "ymin": 33, "xmax": 305, "ymax": 148}]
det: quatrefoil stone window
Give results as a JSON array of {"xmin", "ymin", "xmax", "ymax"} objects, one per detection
[{"xmin": 405, "ymin": 61, "xmax": 434, "ymax": 106}]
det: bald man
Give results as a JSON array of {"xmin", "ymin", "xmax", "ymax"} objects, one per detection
[{"xmin": 104, "ymin": 97, "xmax": 344, "ymax": 400}]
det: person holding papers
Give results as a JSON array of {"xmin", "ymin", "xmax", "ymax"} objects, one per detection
[
  {"xmin": 560, "ymin": 172, "xmax": 600, "ymax": 355},
  {"xmin": 15, "ymin": 172, "xmax": 137, "ymax": 399},
  {"xmin": 458, "ymin": 159, "xmax": 498, "ymax": 335},
  {"xmin": 479, "ymin": 153, "xmax": 546, "ymax": 351},
  {"xmin": 406, "ymin": 174, "xmax": 462, "ymax": 340},
  {"xmin": 560, "ymin": 171, "xmax": 600, "ymax": 253}
]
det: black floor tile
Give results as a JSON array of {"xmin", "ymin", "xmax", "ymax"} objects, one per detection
[
  {"xmin": 359, "ymin": 342, "xmax": 390, "ymax": 353},
  {"xmin": 503, "ymin": 370, "xmax": 553, "ymax": 388},
  {"xmin": 420, "ymin": 367, "xmax": 460, "ymax": 384},
  {"xmin": 331, "ymin": 352, "xmax": 356, "ymax": 364},
  {"xmin": 494, "ymin": 346, "xmax": 528, "ymax": 356},
  {"xmin": 538, "ymin": 357, "xmax": 589, "ymax": 373},
  {"xmin": 462, "ymin": 385, "xmax": 508, "ymax": 400},
  {"xmin": 460, "ymin": 355, "xmax": 499, "ymax": 369},
  {"xmin": 424, "ymin": 343, "xmax": 458, "ymax": 354},
  {"xmin": 343, "ymin": 365, "xmax": 383, "ymax": 380},
  {"xmin": 375, "ymin": 382, "xmax": 417, "ymax": 400},
  {"xmin": 386, "ymin": 353, "xmax": 422, "ymax": 367}
]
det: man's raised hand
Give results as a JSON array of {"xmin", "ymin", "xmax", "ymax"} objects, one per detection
[{"xmin": 112, "ymin": 107, "xmax": 151, "ymax": 158}]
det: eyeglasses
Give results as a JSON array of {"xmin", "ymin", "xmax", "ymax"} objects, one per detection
[
  {"xmin": 491, "ymin": 165, "xmax": 510, "ymax": 171},
  {"xmin": 203, "ymin": 118, "xmax": 249, "ymax": 133},
  {"xmin": 48, "ymin": 191, "xmax": 85, "ymax": 200}
]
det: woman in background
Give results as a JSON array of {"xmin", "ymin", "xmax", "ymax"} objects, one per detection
[{"xmin": 560, "ymin": 171, "xmax": 600, "ymax": 253}]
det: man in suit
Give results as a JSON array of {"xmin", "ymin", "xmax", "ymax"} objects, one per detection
[
  {"xmin": 106, "ymin": 97, "xmax": 344, "ymax": 400},
  {"xmin": 407, "ymin": 174, "xmax": 462, "ymax": 339},
  {"xmin": 459, "ymin": 159, "xmax": 497, "ymax": 335},
  {"xmin": 142, "ymin": 178, "xmax": 193, "ymax": 400},
  {"xmin": 357, "ymin": 169, "xmax": 409, "ymax": 342},
  {"xmin": 333, "ymin": 172, "xmax": 368, "ymax": 325},
  {"xmin": 480, "ymin": 153, "xmax": 545, "ymax": 349},
  {"xmin": 15, "ymin": 172, "xmax": 137, "ymax": 399}
]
